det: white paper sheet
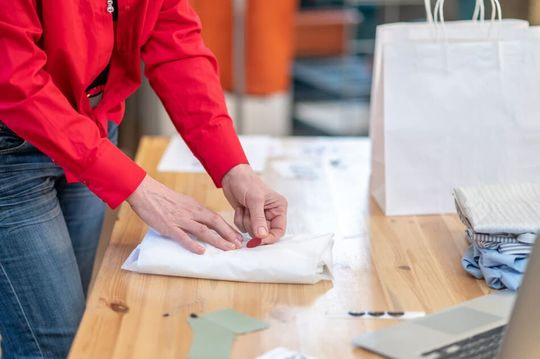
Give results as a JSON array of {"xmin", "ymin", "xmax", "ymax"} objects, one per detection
[
  {"xmin": 270, "ymin": 137, "xmax": 368, "ymax": 160},
  {"xmin": 122, "ymin": 230, "xmax": 334, "ymax": 284},
  {"xmin": 256, "ymin": 347, "xmax": 317, "ymax": 359},
  {"xmin": 263, "ymin": 138, "xmax": 371, "ymax": 237},
  {"xmin": 158, "ymin": 135, "xmax": 368, "ymax": 174},
  {"xmin": 157, "ymin": 135, "xmax": 272, "ymax": 173}
]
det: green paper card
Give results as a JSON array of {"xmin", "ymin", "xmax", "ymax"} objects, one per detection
[
  {"xmin": 188, "ymin": 317, "xmax": 235, "ymax": 359},
  {"xmin": 202, "ymin": 309, "xmax": 270, "ymax": 334}
]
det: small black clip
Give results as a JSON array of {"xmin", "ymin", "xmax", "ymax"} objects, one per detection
[{"xmin": 367, "ymin": 311, "xmax": 385, "ymax": 317}]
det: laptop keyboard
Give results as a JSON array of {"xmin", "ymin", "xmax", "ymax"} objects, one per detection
[{"xmin": 421, "ymin": 325, "xmax": 507, "ymax": 359}]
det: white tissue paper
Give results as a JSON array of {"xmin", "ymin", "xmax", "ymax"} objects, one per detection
[{"xmin": 122, "ymin": 229, "xmax": 334, "ymax": 284}]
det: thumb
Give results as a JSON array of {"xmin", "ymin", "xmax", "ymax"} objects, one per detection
[{"xmin": 248, "ymin": 196, "xmax": 268, "ymax": 238}]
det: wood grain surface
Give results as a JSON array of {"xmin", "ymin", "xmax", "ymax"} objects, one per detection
[{"xmin": 69, "ymin": 137, "xmax": 490, "ymax": 359}]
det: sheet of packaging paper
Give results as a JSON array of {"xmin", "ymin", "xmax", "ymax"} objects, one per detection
[
  {"xmin": 263, "ymin": 138, "xmax": 371, "ymax": 238},
  {"xmin": 157, "ymin": 135, "xmax": 367, "ymax": 175},
  {"xmin": 158, "ymin": 135, "xmax": 272, "ymax": 173},
  {"xmin": 122, "ymin": 230, "xmax": 334, "ymax": 284}
]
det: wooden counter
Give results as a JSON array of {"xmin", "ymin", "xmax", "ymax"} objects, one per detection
[{"xmin": 69, "ymin": 136, "xmax": 490, "ymax": 359}]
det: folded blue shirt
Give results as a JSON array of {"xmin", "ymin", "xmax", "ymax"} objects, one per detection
[{"xmin": 462, "ymin": 241, "xmax": 529, "ymax": 291}]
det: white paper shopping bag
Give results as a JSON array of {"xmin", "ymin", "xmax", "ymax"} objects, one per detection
[{"xmin": 370, "ymin": 1, "xmax": 540, "ymax": 215}]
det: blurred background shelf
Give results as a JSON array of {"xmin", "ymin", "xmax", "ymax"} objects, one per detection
[
  {"xmin": 292, "ymin": 56, "xmax": 372, "ymax": 136},
  {"xmin": 119, "ymin": 0, "xmax": 531, "ymax": 154},
  {"xmin": 293, "ymin": 57, "xmax": 372, "ymax": 100}
]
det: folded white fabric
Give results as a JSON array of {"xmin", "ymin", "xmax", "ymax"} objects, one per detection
[
  {"xmin": 454, "ymin": 183, "xmax": 540, "ymax": 290},
  {"xmin": 122, "ymin": 230, "xmax": 334, "ymax": 284},
  {"xmin": 454, "ymin": 183, "xmax": 540, "ymax": 238}
]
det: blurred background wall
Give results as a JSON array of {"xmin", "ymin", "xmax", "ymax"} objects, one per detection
[{"xmin": 119, "ymin": 0, "xmax": 532, "ymax": 156}]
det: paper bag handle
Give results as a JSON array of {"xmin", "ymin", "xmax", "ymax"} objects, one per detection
[{"xmin": 425, "ymin": 0, "xmax": 502, "ymax": 24}]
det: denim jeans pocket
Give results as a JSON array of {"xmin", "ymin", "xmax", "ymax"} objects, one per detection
[{"xmin": 0, "ymin": 123, "xmax": 27, "ymax": 155}]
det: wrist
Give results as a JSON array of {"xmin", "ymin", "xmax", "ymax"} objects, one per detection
[
  {"xmin": 127, "ymin": 173, "xmax": 149, "ymax": 206},
  {"xmin": 221, "ymin": 164, "xmax": 254, "ymax": 187}
]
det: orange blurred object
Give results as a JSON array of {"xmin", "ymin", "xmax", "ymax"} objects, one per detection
[
  {"xmin": 189, "ymin": 0, "xmax": 298, "ymax": 95},
  {"xmin": 295, "ymin": 9, "xmax": 362, "ymax": 58}
]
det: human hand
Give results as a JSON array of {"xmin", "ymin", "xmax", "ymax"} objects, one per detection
[
  {"xmin": 221, "ymin": 164, "xmax": 288, "ymax": 244},
  {"xmin": 127, "ymin": 175, "xmax": 243, "ymax": 254}
]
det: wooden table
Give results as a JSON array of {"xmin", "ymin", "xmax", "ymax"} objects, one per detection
[{"xmin": 69, "ymin": 136, "xmax": 491, "ymax": 359}]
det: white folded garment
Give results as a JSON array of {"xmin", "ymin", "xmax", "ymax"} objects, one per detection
[
  {"xmin": 454, "ymin": 183, "xmax": 540, "ymax": 236},
  {"xmin": 122, "ymin": 230, "xmax": 334, "ymax": 284}
]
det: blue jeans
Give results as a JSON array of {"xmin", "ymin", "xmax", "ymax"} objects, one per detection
[{"xmin": 0, "ymin": 122, "xmax": 118, "ymax": 359}]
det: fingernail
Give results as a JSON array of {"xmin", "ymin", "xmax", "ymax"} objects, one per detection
[
  {"xmin": 257, "ymin": 227, "xmax": 268, "ymax": 237},
  {"xmin": 227, "ymin": 242, "xmax": 235, "ymax": 250},
  {"xmin": 235, "ymin": 240, "xmax": 242, "ymax": 248}
]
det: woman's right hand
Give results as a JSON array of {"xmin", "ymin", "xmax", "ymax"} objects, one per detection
[{"xmin": 127, "ymin": 175, "xmax": 243, "ymax": 254}]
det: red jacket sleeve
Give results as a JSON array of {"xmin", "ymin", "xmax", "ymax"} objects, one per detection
[
  {"xmin": 141, "ymin": 0, "xmax": 248, "ymax": 187},
  {"xmin": 0, "ymin": 1, "xmax": 146, "ymax": 208}
]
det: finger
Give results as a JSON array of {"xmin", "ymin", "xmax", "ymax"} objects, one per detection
[
  {"xmin": 261, "ymin": 197, "xmax": 288, "ymax": 244},
  {"xmin": 196, "ymin": 209, "xmax": 242, "ymax": 248},
  {"xmin": 234, "ymin": 207, "xmax": 247, "ymax": 233},
  {"xmin": 167, "ymin": 227, "xmax": 205, "ymax": 255},
  {"xmin": 246, "ymin": 195, "xmax": 268, "ymax": 238},
  {"xmin": 242, "ymin": 210, "xmax": 253, "ymax": 237},
  {"xmin": 263, "ymin": 212, "xmax": 287, "ymax": 244},
  {"xmin": 184, "ymin": 221, "xmax": 237, "ymax": 251}
]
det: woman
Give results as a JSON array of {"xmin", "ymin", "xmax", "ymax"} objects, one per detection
[{"xmin": 0, "ymin": 0, "xmax": 288, "ymax": 358}]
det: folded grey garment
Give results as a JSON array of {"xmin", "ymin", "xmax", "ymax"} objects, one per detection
[
  {"xmin": 465, "ymin": 229, "xmax": 533, "ymax": 255},
  {"xmin": 498, "ymin": 243, "xmax": 533, "ymax": 256},
  {"xmin": 454, "ymin": 183, "xmax": 540, "ymax": 246}
]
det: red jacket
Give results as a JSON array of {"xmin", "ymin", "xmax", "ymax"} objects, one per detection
[{"xmin": 0, "ymin": 0, "xmax": 248, "ymax": 208}]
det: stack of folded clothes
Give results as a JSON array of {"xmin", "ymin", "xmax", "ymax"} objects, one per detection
[{"xmin": 454, "ymin": 183, "xmax": 540, "ymax": 291}]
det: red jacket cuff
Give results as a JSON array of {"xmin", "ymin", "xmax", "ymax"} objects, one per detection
[
  {"xmin": 78, "ymin": 140, "xmax": 146, "ymax": 208},
  {"xmin": 185, "ymin": 120, "xmax": 248, "ymax": 187}
]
